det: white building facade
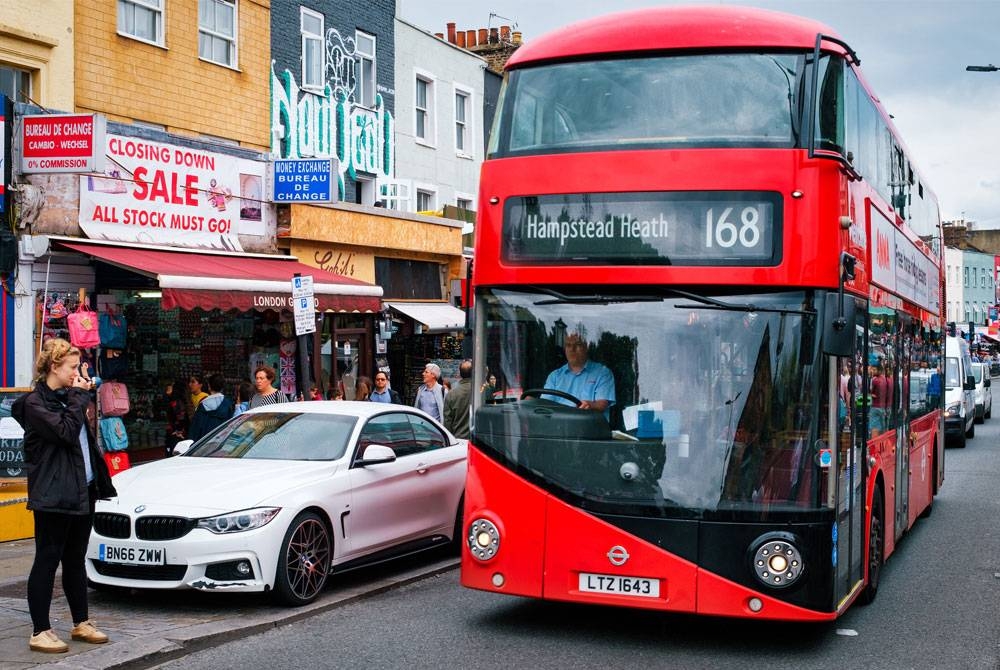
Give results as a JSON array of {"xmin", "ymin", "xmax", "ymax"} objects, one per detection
[{"xmin": 391, "ymin": 18, "xmax": 486, "ymax": 217}]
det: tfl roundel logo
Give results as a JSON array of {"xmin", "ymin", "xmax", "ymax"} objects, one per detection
[{"xmin": 607, "ymin": 545, "xmax": 630, "ymax": 566}]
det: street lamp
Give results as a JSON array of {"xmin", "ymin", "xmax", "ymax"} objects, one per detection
[{"xmin": 967, "ymin": 64, "xmax": 1000, "ymax": 72}]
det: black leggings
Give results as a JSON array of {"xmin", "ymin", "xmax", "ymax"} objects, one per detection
[{"xmin": 27, "ymin": 492, "xmax": 94, "ymax": 633}]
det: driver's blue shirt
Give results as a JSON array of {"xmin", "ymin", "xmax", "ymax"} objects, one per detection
[{"xmin": 543, "ymin": 360, "xmax": 616, "ymax": 412}]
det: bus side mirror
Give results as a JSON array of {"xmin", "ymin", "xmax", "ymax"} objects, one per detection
[{"xmin": 822, "ymin": 294, "xmax": 856, "ymax": 357}]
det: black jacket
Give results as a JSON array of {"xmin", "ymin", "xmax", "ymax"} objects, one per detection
[{"xmin": 11, "ymin": 383, "xmax": 117, "ymax": 514}]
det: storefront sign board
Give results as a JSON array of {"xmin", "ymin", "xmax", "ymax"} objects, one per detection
[
  {"xmin": 21, "ymin": 113, "xmax": 106, "ymax": 174},
  {"xmin": 269, "ymin": 158, "xmax": 337, "ymax": 203},
  {"xmin": 78, "ymin": 134, "xmax": 269, "ymax": 251}
]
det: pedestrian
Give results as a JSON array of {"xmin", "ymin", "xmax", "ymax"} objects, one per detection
[
  {"xmin": 355, "ymin": 376, "xmax": 373, "ymax": 401},
  {"xmin": 232, "ymin": 380, "xmax": 254, "ymax": 417},
  {"xmin": 249, "ymin": 365, "xmax": 289, "ymax": 408},
  {"xmin": 164, "ymin": 378, "xmax": 189, "ymax": 456},
  {"xmin": 308, "ymin": 384, "xmax": 323, "ymax": 400},
  {"xmin": 443, "ymin": 359, "xmax": 473, "ymax": 439},
  {"xmin": 413, "ymin": 363, "xmax": 445, "ymax": 421},
  {"xmin": 188, "ymin": 373, "xmax": 208, "ymax": 418},
  {"xmin": 369, "ymin": 371, "xmax": 401, "ymax": 403},
  {"xmin": 10, "ymin": 338, "xmax": 117, "ymax": 654},
  {"xmin": 188, "ymin": 374, "xmax": 236, "ymax": 441}
]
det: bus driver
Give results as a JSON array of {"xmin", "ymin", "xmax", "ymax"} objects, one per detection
[{"xmin": 543, "ymin": 331, "xmax": 616, "ymax": 413}]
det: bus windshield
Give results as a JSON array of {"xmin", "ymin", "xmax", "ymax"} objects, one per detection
[
  {"xmin": 490, "ymin": 52, "xmax": 804, "ymax": 157},
  {"xmin": 473, "ymin": 288, "xmax": 829, "ymax": 516}
]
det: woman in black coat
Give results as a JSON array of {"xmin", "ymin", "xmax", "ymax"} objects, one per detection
[{"xmin": 11, "ymin": 338, "xmax": 117, "ymax": 654}]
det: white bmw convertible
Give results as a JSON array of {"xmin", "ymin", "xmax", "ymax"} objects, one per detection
[{"xmin": 86, "ymin": 401, "xmax": 467, "ymax": 606}]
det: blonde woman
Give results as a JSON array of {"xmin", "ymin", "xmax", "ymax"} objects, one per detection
[{"xmin": 11, "ymin": 338, "xmax": 117, "ymax": 653}]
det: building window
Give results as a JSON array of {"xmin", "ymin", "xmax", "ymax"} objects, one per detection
[
  {"xmin": 0, "ymin": 66, "xmax": 31, "ymax": 103},
  {"xmin": 416, "ymin": 189, "xmax": 434, "ymax": 212},
  {"xmin": 118, "ymin": 0, "xmax": 164, "ymax": 45},
  {"xmin": 355, "ymin": 31, "xmax": 375, "ymax": 107},
  {"xmin": 301, "ymin": 8, "xmax": 324, "ymax": 89},
  {"xmin": 415, "ymin": 76, "xmax": 433, "ymax": 142},
  {"xmin": 457, "ymin": 198, "xmax": 473, "ymax": 211},
  {"xmin": 455, "ymin": 90, "xmax": 469, "ymax": 154},
  {"xmin": 198, "ymin": 0, "xmax": 237, "ymax": 68}
]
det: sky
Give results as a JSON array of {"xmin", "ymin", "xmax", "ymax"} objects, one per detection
[{"xmin": 399, "ymin": 0, "xmax": 1000, "ymax": 228}]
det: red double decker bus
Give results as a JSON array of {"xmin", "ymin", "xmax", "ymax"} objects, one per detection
[{"xmin": 461, "ymin": 6, "xmax": 944, "ymax": 621}]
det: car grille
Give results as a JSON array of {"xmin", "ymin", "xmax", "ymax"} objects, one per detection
[
  {"xmin": 135, "ymin": 516, "xmax": 197, "ymax": 541},
  {"xmin": 92, "ymin": 561, "xmax": 187, "ymax": 581},
  {"xmin": 93, "ymin": 513, "xmax": 131, "ymax": 539}
]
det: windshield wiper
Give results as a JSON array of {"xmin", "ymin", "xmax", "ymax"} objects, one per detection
[
  {"xmin": 531, "ymin": 286, "xmax": 664, "ymax": 305},
  {"xmin": 670, "ymin": 289, "xmax": 814, "ymax": 316}
]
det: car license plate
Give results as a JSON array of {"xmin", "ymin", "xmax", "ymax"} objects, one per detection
[
  {"xmin": 98, "ymin": 543, "xmax": 165, "ymax": 566},
  {"xmin": 578, "ymin": 572, "xmax": 660, "ymax": 598}
]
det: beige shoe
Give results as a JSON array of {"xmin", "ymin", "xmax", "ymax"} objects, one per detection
[
  {"xmin": 29, "ymin": 629, "xmax": 69, "ymax": 653},
  {"xmin": 70, "ymin": 620, "xmax": 109, "ymax": 644}
]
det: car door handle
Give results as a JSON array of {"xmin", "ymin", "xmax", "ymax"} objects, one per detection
[{"xmin": 417, "ymin": 462, "xmax": 428, "ymax": 474}]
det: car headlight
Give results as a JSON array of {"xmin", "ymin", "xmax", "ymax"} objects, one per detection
[
  {"xmin": 945, "ymin": 403, "xmax": 962, "ymax": 417},
  {"xmin": 197, "ymin": 507, "xmax": 281, "ymax": 534}
]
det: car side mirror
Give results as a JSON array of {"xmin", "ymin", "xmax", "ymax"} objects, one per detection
[
  {"xmin": 964, "ymin": 375, "xmax": 976, "ymax": 391},
  {"xmin": 985, "ymin": 378, "xmax": 991, "ymax": 388},
  {"xmin": 356, "ymin": 444, "xmax": 396, "ymax": 466},
  {"xmin": 172, "ymin": 439, "xmax": 194, "ymax": 456}
]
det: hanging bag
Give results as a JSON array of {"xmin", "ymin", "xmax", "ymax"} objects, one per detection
[
  {"xmin": 98, "ymin": 381, "xmax": 131, "ymax": 417},
  {"xmin": 99, "ymin": 309, "xmax": 127, "ymax": 349},
  {"xmin": 67, "ymin": 302, "xmax": 100, "ymax": 349},
  {"xmin": 99, "ymin": 416, "xmax": 129, "ymax": 452},
  {"xmin": 98, "ymin": 348, "xmax": 129, "ymax": 380}
]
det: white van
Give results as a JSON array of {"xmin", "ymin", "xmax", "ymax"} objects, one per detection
[{"xmin": 944, "ymin": 336, "xmax": 976, "ymax": 447}]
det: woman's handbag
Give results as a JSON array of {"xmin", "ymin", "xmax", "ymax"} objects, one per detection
[
  {"xmin": 99, "ymin": 417, "xmax": 129, "ymax": 452},
  {"xmin": 99, "ymin": 310, "xmax": 127, "ymax": 349},
  {"xmin": 67, "ymin": 303, "xmax": 100, "ymax": 349}
]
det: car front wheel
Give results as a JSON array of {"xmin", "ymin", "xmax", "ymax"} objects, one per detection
[{"xmin": 273, "ymin": 511, "xmax": 332, "ymax": 606}]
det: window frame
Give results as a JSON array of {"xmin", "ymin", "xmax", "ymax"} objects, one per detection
[
  {"xmin": 198, "ymin": 0, "xmax": 238, "ymax": 69},
  {"xmin": 414, "ymin": 69, "xmax": 437, "ymax": 147},
  {"xmin": 355, "ymin": 30, "xmax": 376, "ymax": 108},
  {"xmin": 117, "ymin": 0, "xmax": 165, "ymax": 47},
  {"xmin": 415, "ymin": 184, "xmax": 437, "ymax": 213},
  {"xmin": 453, "ymin": 84, "xmax": 474, "ymax": 158},
  {"xmin": 300, "ymin": 7, "xmax": 325, "ymax": 91}
]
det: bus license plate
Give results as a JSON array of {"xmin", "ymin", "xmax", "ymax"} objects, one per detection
[
  {"xmin": 98, "ymin": 543, "xmax": 165, "ymax": 566},
  {"xmin": 578, "ymin": 572, "xmax": 660, "ymax": 598}
]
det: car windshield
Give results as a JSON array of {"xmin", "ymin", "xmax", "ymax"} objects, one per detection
[
  {"xmin": 186, "ymin": 412, "xmax": 356, "ymax": 460},
  {"xmin": 490, "ymin": 52, "xmax": 803, "ymax": 157},
  {"xmin": 972, "ymin": 363, "xmax": 983, "ymax": 384},
  {"xmin": 473, "ymin": 288, "xmax": 830, "ymax": 517}
]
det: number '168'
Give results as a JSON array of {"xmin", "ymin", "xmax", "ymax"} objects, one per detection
[{"xmin": 705, "ymin": 206, "xmax": 761, "ymax": 248}]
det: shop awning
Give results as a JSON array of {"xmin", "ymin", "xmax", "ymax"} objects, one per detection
[
  {"xmin": 386, "ymin": 301, "xmax": 467, "ymax": 333},
  {"xmin": 59, "ymin": 241, "xmax": 382, "ymax": 313}
]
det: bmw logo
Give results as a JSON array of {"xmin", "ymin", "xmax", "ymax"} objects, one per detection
[{"xmin": 134, "ymin": 505, "xmax": 146, "ymax": 514}]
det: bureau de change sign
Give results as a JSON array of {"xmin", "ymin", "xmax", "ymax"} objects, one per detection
[
  {"xmin": 21, "ymin": 113, "xmax": 106, "ymax": 174},
  {"xmin": 269, "ymin": 158, "xmax": 337, "ymax": 203}
]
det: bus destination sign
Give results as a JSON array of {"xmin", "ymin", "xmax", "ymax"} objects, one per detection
[{"xmin": 503, "ymin": 191, "xmax": 781, "ymax": 266}]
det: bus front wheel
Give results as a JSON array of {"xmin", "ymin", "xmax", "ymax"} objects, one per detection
[{"xmin": 858, "ymin": 491, "xmax": 884, "ymax": 606}]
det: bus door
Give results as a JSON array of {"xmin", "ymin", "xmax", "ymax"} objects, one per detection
[
  {"xmin": 893, "ymin": 317, "xmax": 913, "ymax": 539},
  {"xmin": 833, "ymin": 298, "xmax": 867, "ymax": 604}
]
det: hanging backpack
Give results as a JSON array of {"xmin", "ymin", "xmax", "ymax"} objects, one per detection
[
  {"xmin": 99, "ymin": 309, "xmax": 128, "ymax": 349},
  {"xmin": 98, "ymin": 348, "xmax": 129, "ymax": 380},
  {"xmin": 99, "ymin": 416, "xmax": 129, "ymax": 452},
  {"xmin": 67, "ymin": 302, "xmax": 100, "ymax": 349},
  {"xmin": 98, "ymin": 381, "xmax": 131, "ymax": 417}
]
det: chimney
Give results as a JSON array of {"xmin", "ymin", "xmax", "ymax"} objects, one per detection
[
  {"xmin": 447, "ymin": 22, "xmax": 456, "ymax": 44},
  {"xmin": 434, "ymin": 32, "xmax": 444, "ymax": 39},
  {"xmin": 512, "ymin": 31, "xmax": 523, "ymax": 45},
  {"xmin": 466, "ymin": 29, "xmax": 477, "ymax": 47},
  {"xmin": 456, "ymin": 30, "xmax": 466, "ymax": 47},
  {"xmin": 500, "ymin": 25, "xmax": 511, "ymax": 42},
  {"xmin": 489, "ymin": 27, "xmax": 499, "ymax": 44},
  {"xmin": 478, "ymin": 28, "xmax": 488, "ymax": 45}
]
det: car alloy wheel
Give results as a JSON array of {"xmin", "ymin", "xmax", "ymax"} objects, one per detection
[{"xmin": 274, "ymin": 511, "xmax": 331, "ymax": 606}]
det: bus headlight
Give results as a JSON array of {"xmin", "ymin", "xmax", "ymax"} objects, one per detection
[
  {"xmin": 467, "ymin": 518, "xmax": 500, "ymax": 561},
  {"xmin": 750, "ymin": 534, "xmax": 804, "ymax": 588}
]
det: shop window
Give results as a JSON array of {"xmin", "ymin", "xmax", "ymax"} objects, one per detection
[
  {"xmin": 376, "ymin": 258, "xmax": 442, "ymax": 300},
  {"xmin": 301, "ymin": 8, "xmax": 324, "ymax": 89},
  {"xmin": 199, "ymin": 0, "xmax": 237, "ymax": 68},
  {"xmin": 118, "ymin": 0, "xmax": 164, "ymax": 46}
]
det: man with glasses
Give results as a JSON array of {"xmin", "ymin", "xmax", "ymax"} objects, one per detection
[
  {"xmin": 369, "ymin": 371, "xmax": 401, "ymax": 404},
  {"xmin": 543, "ymin": 331, "xmax": 615, "ymax": 413}
]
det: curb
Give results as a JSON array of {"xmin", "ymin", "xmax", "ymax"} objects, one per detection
[{"xmin": 39, "ymin": 557, "xmax": 459, "ymax": 670}]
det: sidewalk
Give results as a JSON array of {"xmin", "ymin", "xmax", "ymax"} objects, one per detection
[{"xmin": 0, "ymin": 540, "xmax": 459, "ymax": 670}]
